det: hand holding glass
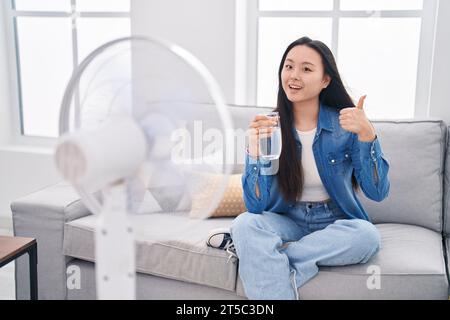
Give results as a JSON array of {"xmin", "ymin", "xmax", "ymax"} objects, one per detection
[
  {"xmin": 259, "ymin": 112, "xmax": 282, "ymax": 160},
  {"xmin": 248, "ymin": 112, "xmax": 282, "ymax": 160}
]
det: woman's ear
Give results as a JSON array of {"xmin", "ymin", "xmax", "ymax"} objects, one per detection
[{"xmin": 323, "ymin": 75, "xmax": 331, "ymax": 88}]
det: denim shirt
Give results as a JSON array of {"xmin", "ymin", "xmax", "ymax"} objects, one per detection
[{"xmin": 242, "ymin": 102, "xmax": 390, "ymax": 222}]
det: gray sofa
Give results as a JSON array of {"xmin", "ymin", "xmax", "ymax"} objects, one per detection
[{"xmin": 11, "ymin": 104, "xmax": 450, "ymax": 299}]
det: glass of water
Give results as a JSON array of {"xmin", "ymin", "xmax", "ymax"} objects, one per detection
[{"xmin": 258, "ymin": 111, "xmax": 282, "ymax": 160}]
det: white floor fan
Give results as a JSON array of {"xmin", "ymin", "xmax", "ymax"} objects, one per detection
[{"xmin": 54, "ymin": 36, "xmax": 234, "ymax": 299}]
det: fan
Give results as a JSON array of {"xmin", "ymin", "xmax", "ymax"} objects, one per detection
[{"xmin": 54, "ymin": 36, "xmax": 234, "ymax": 299}]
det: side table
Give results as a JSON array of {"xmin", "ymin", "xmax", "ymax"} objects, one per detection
[{"xmin": 0, "ymin": 235, "xmax": 38, "ymax": 300}]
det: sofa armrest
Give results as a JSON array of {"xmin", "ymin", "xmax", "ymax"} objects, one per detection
[{"xmin": 11, "ymin": 182, "xmax": 91, "ymax": 300}]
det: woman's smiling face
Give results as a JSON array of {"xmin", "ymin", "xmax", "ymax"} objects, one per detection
[{"xmin": 281, "ymin": 45, "xmax": 330, "ymax": 104}]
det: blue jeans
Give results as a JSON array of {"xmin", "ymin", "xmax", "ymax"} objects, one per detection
[{"xmin": 230, "ymin": 199, "xmax": 381, "ymax": 300}]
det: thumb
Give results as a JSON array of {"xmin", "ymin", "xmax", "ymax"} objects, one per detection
[{"xmin": 356, "ymin": 95, "xmax": 367, "ymax": 110}]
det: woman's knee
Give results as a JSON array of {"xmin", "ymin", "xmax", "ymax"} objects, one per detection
[
  {"xmin": 342, "ymin": 219, "xmax": 381, "ymax": 255},
  {"xmin": 230, "ymin": 211, "xmax": 261, "ymax": 239},
  {"xmin": 354, "ymin": 219, "xmax": 381, "ymax": 260}
]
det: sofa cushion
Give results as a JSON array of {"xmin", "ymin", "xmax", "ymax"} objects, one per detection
[
  {"xmin": 236, "ymin": 223, "xmax": 449, "ymax": 299},
  {"xmin": 66, "ymin": 259, "xmax": 246, "ymax": 300},
  {"xmin": 356, "ymin": 120, "xmax": 447, "ymax": 233},
  {"xmin": 63, "ymin": 213, "xmax": 237, "ymax": 292},
  {"xmin": 189, "ymin": 173, "xmax": 247, "ymax": 218}
]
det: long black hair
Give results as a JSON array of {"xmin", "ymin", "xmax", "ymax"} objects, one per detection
[{"xmin": 274, "ymin": 36, "xmax": 360, "ymax": 203}]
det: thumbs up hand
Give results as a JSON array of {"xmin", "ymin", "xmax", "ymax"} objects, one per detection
[{"xmin": 339, "ymin": 95, "xmax": 376, "ymax": 142}]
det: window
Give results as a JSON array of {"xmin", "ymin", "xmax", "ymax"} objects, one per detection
[
  {"xmin": 248, "ymin": 0, "xmax": 438, "ymax": 119},
  {"xmin": 9, "ymin": 0, "xmax": 130, "ymax": 138}
]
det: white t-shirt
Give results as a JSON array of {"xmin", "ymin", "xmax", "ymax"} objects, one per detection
[{"xmin": 296, "ymin": 127, "xmax": 330, "ymax": 202}]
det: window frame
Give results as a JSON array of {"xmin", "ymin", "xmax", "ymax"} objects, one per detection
[
  {"xmin": 237, "ymin": 0, "xmax": 439, "ymax": 118},
  {"xmin": 4, "ymin": 0, "xmax": 130, "ymax": 146}
]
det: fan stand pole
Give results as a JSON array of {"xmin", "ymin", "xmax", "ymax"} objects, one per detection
[{"xmin": 95, "ymin": 182, "xmax": 136, "ymax": 299}]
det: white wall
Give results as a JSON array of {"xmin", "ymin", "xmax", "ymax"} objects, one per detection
[
  {"xmin": 0, "ymin": 148, "xmax": 61, "ymax": 225},
  {"xmin": 131, "ymin": 0, "xmax": 237, "ymax": 104},
  {"xmin": 0, "ymin": 3, "xmax": 61, "ymax": 225},
  {"xmin": 0, "ymin": 1, "xmax": 11, "ymax": 146},
  {"xmin": 429, "ymin": 0, "xmax": 450, "ymax": 123}
]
